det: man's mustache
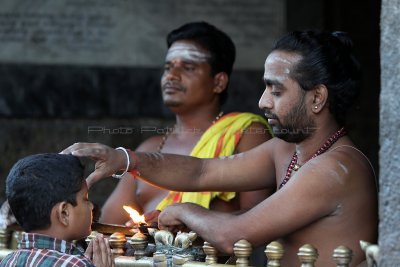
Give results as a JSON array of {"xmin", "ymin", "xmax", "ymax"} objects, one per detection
[
  {"xmin": 263, "ymin": 111, "xmax": 278, "ymax": 120},
  {"xmin": 162, "ymin": 81, "xmax": 185, "ymax": 92}
]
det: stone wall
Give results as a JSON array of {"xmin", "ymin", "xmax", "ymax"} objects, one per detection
[
  {"xmin": 0, "ymin": 0, "xmax": 381, "ymax": 218},
  {"xmin": 0, "ymin": 0, "xmax": 284, "ymax": 69},
  {"xmin": 379, "ymin": 0, "xmax": 400, "ymax": 264},
  {"xmin": 0, "ymin": 66, "xmax": 266, "ymax": 206},
  {"xmin": 1, "ymin": 0, "xmax": 281, "ymax": 205},
  {"xmin": 1, "ymin": 116, "xmax": 183, "ymax": 207}
]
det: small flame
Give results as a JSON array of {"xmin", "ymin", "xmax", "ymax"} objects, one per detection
[{"xmin": 123, "ymin": 205, "xmax": 146, "ymax": 224}]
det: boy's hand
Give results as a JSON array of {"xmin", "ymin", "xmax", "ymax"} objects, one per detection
[{"xmin": 85, "ymin": 234, "xmax": 114, "ymax": 267}]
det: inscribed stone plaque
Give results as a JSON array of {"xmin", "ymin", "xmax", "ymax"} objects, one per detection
[{"xmin": 0, "ymin": 0, "xmax": 285, "ymax": 69}]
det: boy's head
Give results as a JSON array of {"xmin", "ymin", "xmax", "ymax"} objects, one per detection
[{"xmin": 6, "ymin": 153, "xmax": 93, "ymax": 240}]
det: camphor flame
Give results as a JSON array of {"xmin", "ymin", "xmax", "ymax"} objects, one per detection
[{"xmin": 123, "ymin": 205, "xmax": 146, "ymax": 224}]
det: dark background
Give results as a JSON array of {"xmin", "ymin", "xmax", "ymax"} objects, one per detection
[{"xmin": 0, "ymin": 0, "xmax": 381, "ymax": 207}]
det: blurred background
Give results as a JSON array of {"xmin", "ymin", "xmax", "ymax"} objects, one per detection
[{"xmin": 0, "ymin": 0, "xmax": 380, "ymax": 207}]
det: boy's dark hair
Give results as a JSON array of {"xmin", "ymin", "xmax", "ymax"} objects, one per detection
[
  {"xmin": 6, "ymin": 153, "xmax": 84, "ymax": 232},
  {"xmin": 273, "ymin": 30, "xmax": 361, "ymax": 125},
  {"xmin": 167, "ymin": 21, "xmax": 236, "ymax": 105}
]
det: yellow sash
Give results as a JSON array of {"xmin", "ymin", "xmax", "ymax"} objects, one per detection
[{"xmin": 156, "ymin": 112, "xmax": 269, "ymax": 211}]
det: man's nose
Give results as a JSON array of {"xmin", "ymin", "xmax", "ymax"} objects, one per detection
[
  {"xmin": 164, "ymin": 67, "xmax": 181, "ymax": 81},
  {"xmin": 259, "ymin": 89, "xmax": 273, "ymax": 110}
]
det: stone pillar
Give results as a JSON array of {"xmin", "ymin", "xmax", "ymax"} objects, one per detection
[{"xmin": 379, "ymin": 0, "xmax": 400, "ymax": 265}]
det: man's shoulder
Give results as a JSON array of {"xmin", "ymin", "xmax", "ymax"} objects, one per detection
[
  {"xmin": 305, "ymin": 144, "xmax": 376, "ymax": 189},
  {"xmin": 224, "ymin": 112, "xmax": 267, "ymax": 125},
  {"xmin": 322, "ymin": 144, "xmax": 373, "ymax": 173}
]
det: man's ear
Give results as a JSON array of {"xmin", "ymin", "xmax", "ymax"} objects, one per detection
[
  {"xmin": 213, "ymin": 72, "xmax": 228, "ymax": 94},
  {"xmin": 311, "ymin": 84, "xmax": 328, "ymax": 113},
  {"xmin": 55, "ymin": 201, "xmax": 70, "ymax": 226}
]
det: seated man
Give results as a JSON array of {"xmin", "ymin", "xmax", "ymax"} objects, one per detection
[
  {"xmin": 100, "ymin": 21, "xmax": 273, "ymax": 226},
  {"xmin": 0, "ymin": 153, "xmax": 113, "ymax": 267},
  {"xmin": 63, "ymin": 30, "xmax": 378, "ymax": 266}
]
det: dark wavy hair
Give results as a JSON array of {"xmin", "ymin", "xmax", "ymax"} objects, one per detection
[
  {"xmin": 6, "ymin": 153, "xmax": 84, "ymax": 232},
  {"xmin": 167, "ymin": 21, "xmax": 236, "ymax": 105},
  {"xmin": 272, "ymin": 30, "xmax": 361, "ymax": 125}
]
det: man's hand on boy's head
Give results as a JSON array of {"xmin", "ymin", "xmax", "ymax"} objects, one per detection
[
  {"xmin": 85, "ymin": 233, "xmax": 114, "ymax": 267},
  {"xmin": 61, "ymin": 142, "xmax": 125, "ymax": 188}
]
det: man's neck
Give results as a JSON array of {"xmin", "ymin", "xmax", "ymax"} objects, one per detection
[
  {"xmin": 295, "ymin": 122, "xmax": 342, "ymax": 165},
  {"xmin": 174, "ymin": 108, "xmax": 223, "ymax": 134}
]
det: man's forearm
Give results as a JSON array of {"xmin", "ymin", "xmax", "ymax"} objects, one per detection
[{"xmin": 130, "ymin": 151, "xmax": 205, "ymax": 191}]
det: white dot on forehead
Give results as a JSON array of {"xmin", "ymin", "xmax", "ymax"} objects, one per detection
[{"xmin": 166, "ymin": 43, "xmax": 211, "ymax": 62}]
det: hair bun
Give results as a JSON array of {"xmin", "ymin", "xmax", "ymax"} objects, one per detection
[{"xmin": 331, "ymin": 31, "xmax": 354, "ymax": 52}]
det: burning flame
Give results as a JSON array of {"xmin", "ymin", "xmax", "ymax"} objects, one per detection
[{"xmin": 123, "ymin": 205, "xmax": 146, "ymax": 224}]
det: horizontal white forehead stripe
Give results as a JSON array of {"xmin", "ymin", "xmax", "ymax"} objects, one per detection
[{"xmin": 166, "ymin": 43, "xmax": 211, "ymax": 62}]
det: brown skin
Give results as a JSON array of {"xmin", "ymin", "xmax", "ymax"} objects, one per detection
[
  {"xmin": 34, "ymin": 181, "xmax": 114, "ymax": 267},
  {"xmin": 62, "ymin": 51, "xmax": 377, "ymax": 266},
  {"xmin": 99, "ymin": 40, "xmax": 273, "ymax": 225}
]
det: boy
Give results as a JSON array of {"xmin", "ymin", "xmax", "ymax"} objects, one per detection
[{"xmin": 0, "ymin": 153, "xmax": 113, "ymax": 267}]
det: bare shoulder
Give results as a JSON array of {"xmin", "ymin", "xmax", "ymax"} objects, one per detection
[
  {"xmin": 245, "ymin": 121, "xmax": 272, "ymax": 137},
  {"xmin": 324, "ymin": 144, "xmax": 374, "ymax": 181},
  {"xmin": 302, "ymin": 144, "xmax": 376, "ymax": 195},
  {"xmin": 263, "ymin": 143, "xmax": 377, "ymax": 228},
  {"xmin": 330, "ymin": 144, "xmax": 372, "ymax": 163},
  {"xmin": 136, "ymin": 135, "xmax": 163, "ymax": 152}
]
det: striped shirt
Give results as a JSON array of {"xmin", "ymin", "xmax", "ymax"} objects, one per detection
[{"xmin": 0, "ymin": 233, "xmax": 95, "ymax": 267}]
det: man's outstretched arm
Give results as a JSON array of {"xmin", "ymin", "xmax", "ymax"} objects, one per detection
[{"xmin": 61, "ymin": 141, "xmax": 276, "ymax": 192}]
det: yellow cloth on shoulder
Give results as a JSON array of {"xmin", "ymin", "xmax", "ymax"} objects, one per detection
[{"xmin": 156, "ymin": 112, "xmax": 269, "ymax": 211}]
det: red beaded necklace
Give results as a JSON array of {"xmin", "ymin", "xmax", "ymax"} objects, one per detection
[{"xmin": 279, "ymin": 127, "xmax": 347, "ymax": 189}]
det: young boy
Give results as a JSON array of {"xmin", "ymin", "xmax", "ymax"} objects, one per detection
[{"xmin": 0, "ymin": 153, "xmax": 113, "ymax": 267}]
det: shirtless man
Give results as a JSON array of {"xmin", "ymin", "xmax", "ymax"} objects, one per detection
[
  {"xmin": 63, "ymin": 30, "xmax": 378, "ymax": 266},
  {"xmin": 100, "ymin": 21, "xmax": 272, "ymax": 225}
]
